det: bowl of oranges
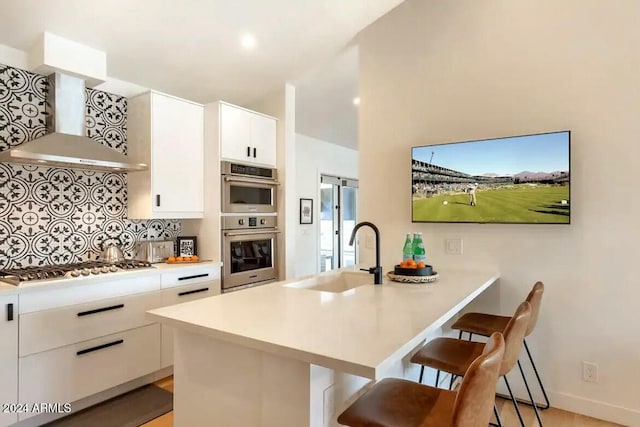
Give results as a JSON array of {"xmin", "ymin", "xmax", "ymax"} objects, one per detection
[
  {"xmin": 394, "ymin": 259, "xmax": 433, "ymax": 276},
  {"xmin": 167, "ymin": 255, "xmax": 200, "ymax": 264}
]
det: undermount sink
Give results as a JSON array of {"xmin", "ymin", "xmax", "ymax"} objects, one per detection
[{"xmin": 283, "ymin": 271, "xmax": 372, "ymax": 293}]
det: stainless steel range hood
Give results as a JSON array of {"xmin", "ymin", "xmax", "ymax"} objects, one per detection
[{"xmin": 0, "ymin": 73, "xmax": 147, "ymax": 172}]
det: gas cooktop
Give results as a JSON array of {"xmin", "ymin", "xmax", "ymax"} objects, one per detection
[{"xmin": 0, "ymin": 260, "xmax": 153, "ymax": 285}]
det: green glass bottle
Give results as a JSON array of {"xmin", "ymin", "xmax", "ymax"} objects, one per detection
[
  {"xmin": 402, "ymin": 233, "xmax": 413, "ymax": 262},
  {"xmin": 413, "ymin": 233, "xmax": 426, "ymax": 264}
]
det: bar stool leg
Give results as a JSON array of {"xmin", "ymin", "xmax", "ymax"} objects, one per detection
[
  {"xmin": 435, "ymin": 369, "xmax": 440, "ymax": 388},
  {"xmin": 418, "ymin": 366, "xmax": 424, "ymax": 384},
  {"xmin": 490, "ymin": 403, "xmax": 503, "ymax": 427},
  {"xmin": 518, "ymin": 359, "xmax": 543, "ymax": 426},
  {"xmin": 524, "ymin": 338, "xmax": 551, "ymax": 410},
  {"xmin": 458, "ymin": 330, "xmax": 463, "ymax": 339},
  {"xmin": 449, "ymin": 374, "xmax": 456, "ymax": 390},
  {"xmin": 503, "ymin": 375, "xmax": 526, "ymax": 427}
]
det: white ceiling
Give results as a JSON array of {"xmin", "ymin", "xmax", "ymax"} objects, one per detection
[
  {"xmin": 0, "ymin": 0, "xmax": 403, "ymax": 106},
  {"xmin": 295, "ymin": 45, "xmax": 359, "ymax": 149}
]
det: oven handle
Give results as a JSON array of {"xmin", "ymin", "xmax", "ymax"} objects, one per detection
[
  {"xmin": 223, "ymin": 176, "xmax": 280, "ymax": 186},
  {"xmin": 223, "ymin": 229, "xmax": 281, "ymax": 237}
]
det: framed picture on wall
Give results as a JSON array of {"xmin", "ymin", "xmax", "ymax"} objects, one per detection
[
  {"xmin": 300, "ymin": 198, "xmax": 313, "ymax": 224},
  {"xmin": 176, "ymin": 236, "xmax": 198, "ymax": 257}
]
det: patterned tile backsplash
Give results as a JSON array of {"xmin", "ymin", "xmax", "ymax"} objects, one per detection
[{"xmin": 0, "ymin": 64, "xmax": 180, "ymax": 268}]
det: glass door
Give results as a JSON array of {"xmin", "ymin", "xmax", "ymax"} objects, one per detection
[{"xmin": 319, "ymin": 175, "xmax": 358, "ymax": 272}]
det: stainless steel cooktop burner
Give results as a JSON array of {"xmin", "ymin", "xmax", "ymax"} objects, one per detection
[{"xmin": 0, "ymin": 260, "xmax": 153, "ymax": 285}]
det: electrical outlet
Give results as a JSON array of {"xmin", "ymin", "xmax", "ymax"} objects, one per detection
[
  {"xmin": 582, "ymin": 361, "xmax": 598, "ymax": 383},
  {"xmin": 323, "ymin": 384, "xmax": 336, "ymax": 425},
  {"xmin": 445, "ymin": 238, "xmax": 463, "ymax": 255}
]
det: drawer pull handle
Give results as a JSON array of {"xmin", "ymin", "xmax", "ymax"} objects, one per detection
[
  {"xmin": 178, "ymin": 287, "xmax": 210, "ymax": 297},
  {"xmin": 178, "ymin": 273, "xmax": 209, "ymax": 281},
  {"xmin": 76, "ymin": 339, "xmax": 124, "ymax": 356},
  {"xmin": 7, "ymin": 303, "xmax": 14, "ymax": 322},
  {"xmin": 77, "ymin": 304, "xmax": 125, "ymax": 317}
]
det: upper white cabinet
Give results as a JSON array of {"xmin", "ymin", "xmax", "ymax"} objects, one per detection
[
  {"xmin": 219, "ymin": 102, "xmax": 276, "ymax": 167},
  {"xmin": 128, "ymin": 92, "xmax": 204, "ymax": 219},
  {"xmin": 0, "ymin": 295, "xmax": 18, "ymax": 427}
]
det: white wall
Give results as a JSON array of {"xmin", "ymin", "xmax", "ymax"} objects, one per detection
[
  {"xmin": 357, "ymin": 0, "xmax": 640, "ymax": 425},
  {"xmin": 295, "ymin": 133, "xmax": 358, "ymax": 277}
]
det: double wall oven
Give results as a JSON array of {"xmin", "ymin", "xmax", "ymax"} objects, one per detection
[{"xmin": 221, "ymin": 162, "xmax": 279, "ymax": 292}]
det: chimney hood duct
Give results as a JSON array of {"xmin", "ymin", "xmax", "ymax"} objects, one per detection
[{"xmin": 0, "ymin": 73, "xmax": 147, "ymax": 172}]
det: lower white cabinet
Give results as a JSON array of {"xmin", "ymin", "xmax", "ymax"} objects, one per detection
[
  {"xmin": 159, "ymin": 281, "xmax": 218, "ymax": 368},
  {"xmin": 8, "ymin": 263, "xmax": 221, "ymax": 423},
  {"xmin": 0, "ymin": 295, "xmax": 18, "ymax": 427},
  {"xmin": 20, "ymin": 291, "xmax": 162, "ymax": 357},
  {"xmin": 18, "ymin": 324, "xmax": 161, "ymax": 421}
]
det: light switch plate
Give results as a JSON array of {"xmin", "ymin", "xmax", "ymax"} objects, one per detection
[{"xmin": 445, "ymin": 238, "xmax": 463, "ymax": 255}]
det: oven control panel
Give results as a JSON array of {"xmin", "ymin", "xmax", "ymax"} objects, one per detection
[
  {"xmin": 222, "ymin": 215, "xmax": 277, "ymax": 230},
  {"xmin": 221, "ymin": 161, "xmax": 277, "ymax": 180}
]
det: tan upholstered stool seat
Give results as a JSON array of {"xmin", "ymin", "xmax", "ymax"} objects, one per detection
[
  {"xmin": 410, "ymin": 338, "xmax": 484, "ymax": 378},
  {"xmin": 337, "ymin": 377, "xmax": 455, "ymax": 427},
  {"xmin": 338, "ymin": 333, "xmax": 506, "ymax": 427},
  {"xmin": 451, "ymin": 313, "xmax": 511, "ymax": 337},
  {"xmin": 451, "ymin": 281, "xmax": 551, "ymax": 416}
]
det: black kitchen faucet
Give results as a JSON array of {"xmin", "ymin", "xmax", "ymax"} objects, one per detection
[{"xmin": 349, "ymin": 222, "xmax": 382, "ymax": 285}]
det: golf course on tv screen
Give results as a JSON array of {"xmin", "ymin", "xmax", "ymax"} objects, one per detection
[{"xmin": 412, "ymin": 131, "xmax": 570, "ymax": 224}]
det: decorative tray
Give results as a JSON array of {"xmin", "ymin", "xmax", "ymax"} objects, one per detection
[
  {"xmin": 166, "ymin": 257, "xmax": 201, "ymax": 264},
  {"xmin": 394, "ymin": 264, "xmax": 433, "ymax": 276},
  {"xmin": 386, "ymin": 271, "xmax": 439, "ymax": 284}
]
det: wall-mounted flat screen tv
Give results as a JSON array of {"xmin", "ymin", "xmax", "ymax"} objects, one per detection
[{"xmin": 412, "ymin": 131, "xmax": 570, "ymax": 224}]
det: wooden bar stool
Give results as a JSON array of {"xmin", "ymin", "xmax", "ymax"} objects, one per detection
[
  {"xmin": 411, "ymin": 302, "xmax": 534, "ymax": 427},
  {"xmin": 337, "ymin": 332, "xmax": 505, "ymax": 427},
  {"xmin": 452, "ymin": 281, "xmax": 549, "ymax": 411}
]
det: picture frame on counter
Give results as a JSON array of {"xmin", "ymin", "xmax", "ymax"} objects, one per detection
[
  {"xmin": 176, "ymin": 236, "xmax": 198, "ymax": 257},
  {"xmin": 300, "ymin": 198, "xmax": 313, "ymax": 224}
]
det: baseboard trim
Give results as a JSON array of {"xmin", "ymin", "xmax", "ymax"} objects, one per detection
[{"xmin": 548, "ymin": 391, "xmax": 640, "ymax": 427}]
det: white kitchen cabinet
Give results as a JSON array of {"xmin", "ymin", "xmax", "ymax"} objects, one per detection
[
  {"xmin": 0, "ymin": 295, "xmax": 18, "ymax": 427},
  {"xmin": 128, "ymin": 91, "xmax": 204, "ymax": 219},
  {"xmin": 159, "ymin": 281, "xmax": 219, "ymax": 368},
  {"xmin": 20, "ymin": 291, "xmax": 161, "ymax": 357},
  {"xmin": 19, "ymin": 324, "xmax": 160, "ymax": 421},
  {"xmin": 158, "ymin": 265, "xmax": 221, "ymax": 368},
  {"xmin": 219, "ymin": 102, "xmax": 277, "ymax": 167}
]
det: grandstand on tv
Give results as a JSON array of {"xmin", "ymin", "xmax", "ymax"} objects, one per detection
[{"xmin": 412, "ymin": 159, "xmax": 569, "ymax": 197}]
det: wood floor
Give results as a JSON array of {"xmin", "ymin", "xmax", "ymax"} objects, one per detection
[{"xmin": 142, "ymin": 376, "xmax": 623, "ymax": 427}]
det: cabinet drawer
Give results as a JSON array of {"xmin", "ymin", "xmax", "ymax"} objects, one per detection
[
  {"xmin": 19, "ymin": 273, "xmax": 161, "ymax": 314},
  {"xmin": 19, "ymin": 324, "xmax": 160, "ymax": 420},
  {"xmin": 160, "ymin": 265, "xmax": 220, "ymax": 289},
  {"xmin": 159, "ymin": 281, "xmax": 218, "ymax": 368},
  {"xmin": 20, "ymin": 291, "xmax": 162, "ymax": 357}
]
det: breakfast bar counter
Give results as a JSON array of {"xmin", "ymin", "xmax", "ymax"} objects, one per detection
[{"xmin": 147, "ymin": 267, "xmax": 500, "ymax": 427}]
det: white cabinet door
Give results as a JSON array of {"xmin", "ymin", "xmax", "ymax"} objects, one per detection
[
  {"xmin": 0, "ymin": 296, "xmax": 18, "ymax": 427},
  {"xmin": 219, "ymin": 102, "xmax": 277, "ymax": 167},
  {"xmin": 220, "ymin": 103, "xmax": 252, "ymax": 163},
  {"xmin": 20, "ymin": 291, "xmax": 161, "ymax": 357},
  {"xmin": 19, "ymin": 325, "xmax": 161, "ymax": 421},
  {"xmin": 159, "ymin": 281, "xmax": 219, "ymax": 368},
  {"xmin": 150, "ymin": 93, "xmax": 203, "ymax": 216},
  {"xmin": 251, "ymin": 113, "xmax": 277, "ymax": 167}
]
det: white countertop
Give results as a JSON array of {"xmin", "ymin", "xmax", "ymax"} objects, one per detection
[
  {"xmin": 147, "ymin": 268, "xmax": 499, "ymax": 379},
  {"xmin": 0, "ymin": 260, "xmax": 222, "ymax": 296}
]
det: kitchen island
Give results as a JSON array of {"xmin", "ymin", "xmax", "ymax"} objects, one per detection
[{"xmin": 147, "ymin": 267, "xmax": 500, "ymax": 427}]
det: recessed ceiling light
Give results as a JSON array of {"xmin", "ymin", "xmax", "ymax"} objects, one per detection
[
  {"xmin": 241, "ymin": 33, "xmax": 257, "ymax": 50},
  {"xmin": 353, "ymin": 97, "xmax": 360, "ymax": 106}
]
